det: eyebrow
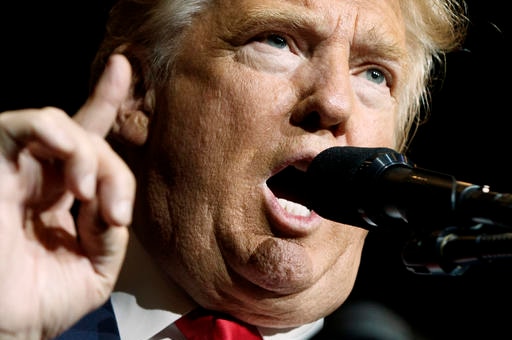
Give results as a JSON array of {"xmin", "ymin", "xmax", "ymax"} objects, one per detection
[
  {"xmin": 226, "ymin": 4, "xmax": 408, "ymax": 67},
  {"xmin": 227, "ymin": 6, "xmax": 328, "ymax": 39},
  {"xmin": 356, "ymin": 26, "xmax": 408, "ymax": 62}
]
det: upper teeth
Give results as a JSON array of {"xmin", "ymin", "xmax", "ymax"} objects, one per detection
[{"xmin": 277, "ymin": 198, "xmax": 311, "ymax": 217}]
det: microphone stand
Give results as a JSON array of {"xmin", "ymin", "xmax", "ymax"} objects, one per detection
[{"xmin": 401, "ymin": 224, "xmax": 512, "ymax": 276}]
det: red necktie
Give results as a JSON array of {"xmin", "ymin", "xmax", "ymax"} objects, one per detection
[{"xmin": 175, "ymin": 308, "xmax": 263, "ymax": 340}]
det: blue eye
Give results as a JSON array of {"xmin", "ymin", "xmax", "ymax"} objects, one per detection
[
  {"xmin": 264, "ymin": 34, "xmax": 288, "ymax": 49},
  {"xmin": 365, "ymin": 68, "xmax": 386, "ymax": 85}
]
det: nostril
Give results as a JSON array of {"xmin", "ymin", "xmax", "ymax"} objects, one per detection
[
  {"xmin": 291, "ymin": 110, "xmax": 343, "ymax": 135},
  {"xmin": 292, "ymin": 111, "xmax": 321, "ymax": 133}
]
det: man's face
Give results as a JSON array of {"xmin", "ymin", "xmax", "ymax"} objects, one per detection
[{"xmin": 135, "ymin": 0, "xmax": 407, "ymax": 328}]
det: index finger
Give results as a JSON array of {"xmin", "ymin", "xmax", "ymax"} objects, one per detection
[{"xmin": 73, "ymin": 54, "xmax": 132, "ymax": 137}]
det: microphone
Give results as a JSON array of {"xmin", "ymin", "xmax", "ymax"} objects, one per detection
[{"xmin": 306, "ymin": 146, "xmax": 512, "ymax": 232}]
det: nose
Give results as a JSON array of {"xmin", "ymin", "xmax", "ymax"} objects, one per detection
[{"xmin": 291, "ymin": 54, "xmax": 354, "ymax": 135}]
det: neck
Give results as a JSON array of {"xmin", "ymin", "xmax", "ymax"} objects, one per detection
[{"xmin": 115, "ymin": 227, "xmax": 197, "ymax": 314}]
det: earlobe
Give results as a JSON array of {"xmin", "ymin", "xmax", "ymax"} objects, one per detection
[{"xmin": 113, "ymin": 108, "xmax": 149, "ymax": 146}]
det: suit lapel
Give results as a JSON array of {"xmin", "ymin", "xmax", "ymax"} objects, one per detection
[{"xmin": 54, "ymin": 298, "xmax": 120, "ymax": 340}]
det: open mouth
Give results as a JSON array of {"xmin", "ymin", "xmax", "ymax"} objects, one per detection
[{"xmin": 266, "ymin": 166, "xmax": 312, "ymax": 216}]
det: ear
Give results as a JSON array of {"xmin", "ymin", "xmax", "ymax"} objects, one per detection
[
  {"xmin": 109, "ymin": 45, "xmax": 154, "ymax": 147},
  {"xmin": 112, "ymin": 90, "xmax": 153, "ymax": 146}
]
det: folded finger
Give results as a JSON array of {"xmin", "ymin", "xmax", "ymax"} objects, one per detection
[{"xmin": 0, "ymin": 108, "xmax": 100, "ymax": 200}]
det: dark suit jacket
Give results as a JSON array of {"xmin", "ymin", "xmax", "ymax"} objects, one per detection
[{"xmin": 54, "ymin": 298, "xmax": 120, "ymax": 340}]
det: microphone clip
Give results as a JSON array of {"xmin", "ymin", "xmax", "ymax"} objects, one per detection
[{"xmin": 401, "ymin": 224, "xmax": 512, "ymax": 276}]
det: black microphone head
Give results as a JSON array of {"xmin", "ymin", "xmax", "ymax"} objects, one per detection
[{"xmin": 306, "ymin": 146, "xmax": 409, "ymax": 229}]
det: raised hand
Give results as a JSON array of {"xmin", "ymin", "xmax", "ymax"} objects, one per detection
[{"xmin": 0, "ymin": 55, "xmax": 136, "ymax": 340}]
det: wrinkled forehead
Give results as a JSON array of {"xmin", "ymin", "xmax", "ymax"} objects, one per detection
[
  {"xmin": 211, "ymin": 0, "xmax": 403, "ymax": 20},
  {"xmin": 209, "ymin": 0, "xmax": 405, "ymax": 40}
]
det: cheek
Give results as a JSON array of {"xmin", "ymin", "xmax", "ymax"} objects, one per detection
[
  {"xmin": 350, "ymin": 79, "xmax": 399, "ymax": 147},
  {"xmin": 347, "ymin": 116, "xmax": 398, "ymax": 148},
  {"xmin": 221, "ymin": 69, "xmax": 292, "ymax": 112},
  {"xmin": 171, "ymin": 45, "xmax": 298, "ymax": 144},
  {"xmin": 199, "ymin": 71, "xmax": 294, "ymax": 144}
]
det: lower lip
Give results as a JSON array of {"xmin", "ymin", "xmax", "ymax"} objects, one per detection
[{"xmin": 262, "ymin": 184, "xmax": 321, "ymax": 236}]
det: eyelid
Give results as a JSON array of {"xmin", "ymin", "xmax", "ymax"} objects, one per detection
[
  {"xmin": 355, "ymin": 60, "xmax": 396, "ymax": 89},
  {"xmin": 253, "ymin": 31, "xmax": 302, "ymax": 54}
]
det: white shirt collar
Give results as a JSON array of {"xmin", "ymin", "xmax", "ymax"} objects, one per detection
[{"xmin": 111, "ymin": 291, "xmax": 323, "ymax": 340}]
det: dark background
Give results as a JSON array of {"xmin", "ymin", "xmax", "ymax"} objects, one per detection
[{"xmin": 1, "ymin": 1, "xmax": 511, "ymax": 339}]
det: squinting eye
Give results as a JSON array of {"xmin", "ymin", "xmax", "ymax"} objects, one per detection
[
  {"xmin": 365, "ymin": 68, "xmax": 386, "ymax": 85},
  {"xmin": 263, "ymin": 34, "xmax": 288, "ymax": 49}
]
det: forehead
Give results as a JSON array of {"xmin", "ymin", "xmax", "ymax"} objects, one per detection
[
  {"xmin": 212, "ymin": 0, "xmax": 403, "ymax": 28},
  {"xmin": 211, "ymin": 0, "xmax": 406, "ymax": 48}
]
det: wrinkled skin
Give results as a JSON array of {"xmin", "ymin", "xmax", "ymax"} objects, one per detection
[{"xmin": 123, "ymin": 0, "xmax": 407, "ymax": 328}]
